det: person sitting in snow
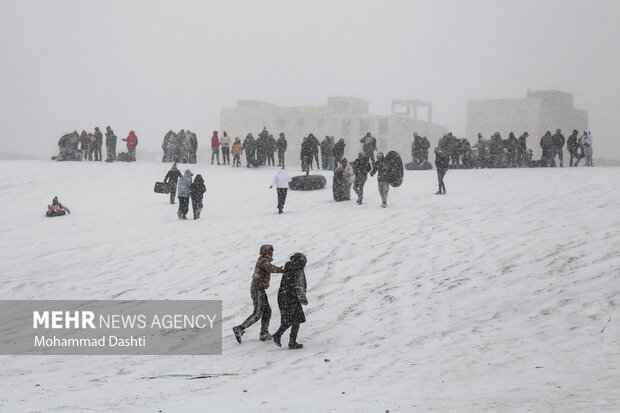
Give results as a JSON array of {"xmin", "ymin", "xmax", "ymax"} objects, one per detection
[{"xmin": 46, "ymin": 196, "xmax": 71, "ymax": 217}]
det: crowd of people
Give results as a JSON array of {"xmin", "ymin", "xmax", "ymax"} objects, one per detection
[
  {"xmin": 161, "ymin": 130, "xmax": 198, "ymax": 163},
  {"xmin": 55, "ymin": 127, "xmax": 137, "ymax": 162},
  {"xmin": 419, "ymin": 129, "xmax": 595, "ymax": 170}
]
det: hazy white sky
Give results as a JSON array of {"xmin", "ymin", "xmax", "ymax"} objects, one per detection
[{"xmin": 1, "ymin": 0, "xmax": 619, "ymax": 158}]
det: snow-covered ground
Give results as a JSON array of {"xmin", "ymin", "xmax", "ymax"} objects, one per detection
[{"xmin": 0, "ymin": 160, "xmax": 618, "ymax": 412}]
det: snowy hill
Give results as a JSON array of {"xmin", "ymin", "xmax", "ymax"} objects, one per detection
[{"xmin": 0, "ymin": 160, "xmax": 618, "ymax": 412}]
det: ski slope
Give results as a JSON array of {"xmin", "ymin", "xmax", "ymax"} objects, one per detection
[{"xmin": 0, "ymin": 160, "xmax": 619, "ymax": 412}]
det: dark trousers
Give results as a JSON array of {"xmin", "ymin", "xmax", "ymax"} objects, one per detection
[
  {"xmin": 277, "ymin": 188, "xmax": 288, "ymax": 211},
  {"xmin": 94, "ymin": 147, "xmax": 102, "ymax": 161},
  {"xmin": 222, "ymin": 147, "xmax": 230, "ymax": 164},
  {"xmin": 191, "ymin": 197, "xmax": 203, "ymax": 218},
  {"xmin": 128, "ymin": 148, "xmax": 136, "ymax": 161},
  {"xmin": 169, "ymin": 183, "xmax": 177, "ymax": 204},
  {"xmin": 245, "ymin": 152, "xmax": 255, "ymax": 167},
  {"xmin": 233, "ymin": 154, "xmax": 241, "ymax": 167},
  {"xmin": 178, "ymin": 197, "xmax": 189, "ymax": 216},
  {"xmin": 312, "ymin": 151, "xmax": 319, "ymax": 169},
  {"xmin": 437, "ymin": 168, "xmax": 447, "ymax": 193},
  {"xmin": 353, "ymin": 178, "xmax": 366, "ymax": 201},
  {"xmin": 267, "ymin": 152, "xmax": 275, "ymax": 166},
  {"xmin": 240, "ymin": 289, "xmax": 271, "ymax": 333},
  {"xmin": 274, "ymin": 322, "xmax": 300, "ymax": 344},
  {"xmin": 106, "ymin": 145, "xmax": 115, "ymax": 161},
  {"xmin": 277, "ymin": 150, "xmax": 285, "ymax": 166}
]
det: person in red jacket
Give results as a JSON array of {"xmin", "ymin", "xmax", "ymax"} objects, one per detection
[
  {"xmin": 122, "ymin": 131, "xmax": 138, "ymax": 161},
  {"xmin": 211, "ymin": 130, "xmax": 220, "ymax": 165}
]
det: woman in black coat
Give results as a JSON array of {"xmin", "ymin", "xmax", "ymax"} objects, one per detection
[{"xmin": 272, "ymin": 253, "xmax": 308, "ymax": 349}]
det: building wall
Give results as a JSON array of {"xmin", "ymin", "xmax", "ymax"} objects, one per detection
[{"xmin": 221, "ymin": 97, "xmax": 447, "ymax": 166}]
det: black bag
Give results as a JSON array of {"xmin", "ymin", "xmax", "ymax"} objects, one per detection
[{"xmin": 154, "ymin": 182, "xmax": 170, "ymax": 194}]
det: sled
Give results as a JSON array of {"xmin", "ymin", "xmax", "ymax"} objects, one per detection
[
  {"xmin": 385, "ymin": 151, "xmax": 404, "ymax": 187},
  {"xmin": 290, "ymin": 175, "xmax": 326, "ymax": 191},
  {"xmin": 154, "ymin": 182, "xmax": 170, "ymax": 194},
  {"xmin": 46, "ymin": 210, "xmax": 66, "ymax": 217}
]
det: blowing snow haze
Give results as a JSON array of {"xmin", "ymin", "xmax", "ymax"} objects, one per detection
[{"xmin": 1, "ymin": 0, "xmax": 619, "ymax": 160}]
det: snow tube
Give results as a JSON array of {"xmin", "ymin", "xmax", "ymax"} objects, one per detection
[
  {"xmin": 46, "ymin": 210, "xmax": 66, "ymax": 217},
  {"xmin": 405, "ymin": 161, "xmax": 432, "ymax": 170},
  {"xmin": 289, "ymin": 174, "xmax": 326, "ymax": 191},
  {"xmin": 385, "ymin": 151, "xmax": 404, "ymax": 187},
  {"xmin": 154, "ymin": 182, "xmax": 170, "ymax": 194}
]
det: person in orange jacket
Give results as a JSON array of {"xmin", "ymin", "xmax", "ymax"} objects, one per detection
[
  {"xmin": 231, "ymin": 137, "xmax": 243, "ymax": 167},
  {"xmin": 122, "ymin": 131, "xmax": 138, "ymax": 161}
]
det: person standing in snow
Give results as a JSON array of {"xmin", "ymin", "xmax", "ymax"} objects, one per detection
[
  {"xmin": 539, "ymin": 131, "xmax": 553, "ymax": 167},
  {"xmin": 567, "ymin": 129, "xmax": 580, "ymax": 167},
  {"xmin": 243, "ymin": 133, "xmax": 256, "ymax": 167},
  {"xmin": 307, "ymin": 133, "xmax": 320, "ymax": 169},
  {"xmin": 434, "ymin": 147, "xmax": 450, "ymax": 195},
  {"xmin": 272, "ymin": 252, "xmax": 308, "ymax": 349},
  {"xmin": 190, "ymin": 174, "xmax": 206, "ymax": 219},
  {"xmin": 360, "ymin": 132, "xmax": 377, "ymax": 167},
  {"xmin": 105, "ymin": 126, "xmax": 117, "ymax": 162},
  {"xmin": 320, "ymin": 136, "xmax": 331, "ymax": 170},
  {"xmin": 163, "ymin": 163, "xmax": 182, "ymax": 204},
  {"xmin": 122, "ymin": 130, "xmax": 138, "ymax": 161},
  {"xmin": 231, "ymin": 137, "xmax": 243, "ymax": 167},
  {"xmin": 220, "ymin": 131, "xmax": 231, "ymax": 165},
  {"xmin": 233, "ymin": 244, "xmax": 284, "ymax": 343},
  {"xmin": 369, "ymin": 152, "xmax": 391, "ymax": 207},
  {"xmin": 176, "ymin": 169, "xmax": 193, "ymax": 219},
  {"xmin": 92, "ymin": 127, "xmax": 103, "ymax": 161},
  {"xmin": 333, "ymin": 157, "xmax": 354, "ymax": 201},
  {"xmin": 579, "ymin": 130, "xmax": 594, "ymax": 166},
  {"xmin": 276, "ymin": 133, "xmax": 287, "ymax": 167},
  {"xmin": 211, "ymin": 130, "xmax": 221, "ymax": 165},
  {"xmin": 551, "ymin": 129, "xmax": 565, "ymax": 167},
  {"xmin": 352, "ymin": 152, "xmax": 371, "ymax": 204},
  {"xmin": 270, "ymin": 165, "xmax": 292, "ymax": 214},
  {"xmin": 332, "ymin": 138, "xmax": 345, "ymax": 168}
]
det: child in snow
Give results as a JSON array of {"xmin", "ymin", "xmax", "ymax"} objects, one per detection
[
  {"xmin": 233, "ymin": 245, "xmax": 284, "ymax": 343},
  {"xmin": 231, "ymin": 138, "xmax": 243, "ymax": 167},
  {"xmin": 190, "ymin": 174, "xmax": 206, "ymax": 219},
  {"xmin": 46, "ymin": 196, "xmax": 71, "ymax": 217}
]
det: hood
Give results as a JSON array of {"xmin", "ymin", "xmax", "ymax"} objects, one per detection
[
  {"xmin": 288, "ymin": 252, "xmax": 307, "ymax": 269},
  {"xmin": 259, "ymin": 244, "xmax": 274, "ymax": 257},
  {"xmin": 184, "ymin": 169, "xmax": 193, "ymax": 177},
  {"xmin": 194, "ymin": 174, "xmax": 204, "ymax": 184}
]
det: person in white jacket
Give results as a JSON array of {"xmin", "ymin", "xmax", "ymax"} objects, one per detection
[{"xmin": 270, "ymin": 165, "xmax": 292, "ymax": 214}]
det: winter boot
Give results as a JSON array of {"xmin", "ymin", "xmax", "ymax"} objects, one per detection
[
  {"xmin": 260, "ymin": 331, "xmax": 272, "ymax": 342},
  {"xmin": 272, "ymin": 333, "xmax": 282, "ymax": 347},
  {"xmin": 177, "ymin": 211, "xmax": 183, "ymax": 219},
  {"xmin": 232, "ymin": 326, "xmax": 244, "ymax": 343},
  {"xmin": 288, "ymin": 342, "xmax": 303, "ymax": 349},
  {"xmin": 435, "ymin": 191, "xmax": 442, "ymax": 195}
]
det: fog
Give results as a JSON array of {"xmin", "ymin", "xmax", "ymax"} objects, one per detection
[{"xmin": 1, "ymin": 0, "xmax": 619, "ymax": 159}]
